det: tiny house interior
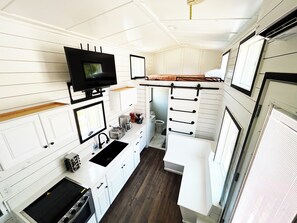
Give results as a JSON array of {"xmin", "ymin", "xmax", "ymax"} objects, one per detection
[{"xmin": 0, "ymin": 1, "xmax": 297, "ymax": 223}]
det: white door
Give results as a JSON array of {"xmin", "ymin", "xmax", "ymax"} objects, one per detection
[
  {"xmin": 232, "ymin": 108, "xmax": 297, "ymax": 223},
  {"xmin": 139, "ymin": 128, "xmax": 147, "ymax": 152},
  {"xmin": 133, "ymin": 141, "xmax": 141, "ymax": 167},
  {"xmin": 123, "ymin": 151, "xmax": 135, "ymax": 181},
  {"xmin": 39, "ymin": 107, "xmax": 77, "ymax": 149},
  {"xmin": 0, "ymin": 115, "xmax": 48, "ymax": 170},
  {"xmin": 106, "ymin": 166, "xmax": 125, "ymax": 203},
  {"xmin": 92, "ymin": 180, "xmax": 110, "ymax": 222},
  {"xmin": 120, "ymin": 88, "xmax": 137, "ymax": 111}
]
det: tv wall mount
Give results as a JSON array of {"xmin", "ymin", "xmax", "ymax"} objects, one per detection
[
  {"xmin": 67, "ymin": 82, "xmax": 106, "ymax": 104},
  {"xmin": 66, "ymin": 43, "xmax": 106, "ymax": 104}
]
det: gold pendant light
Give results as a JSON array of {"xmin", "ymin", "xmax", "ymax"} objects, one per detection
[{"xmin": 187, "ymin": 0, "xmax": 204, "ymax": 20}]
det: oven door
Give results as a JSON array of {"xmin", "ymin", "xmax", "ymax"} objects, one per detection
[{"xmin": 58, "ymin": 189, "xmax": 95, "ymax": 223}]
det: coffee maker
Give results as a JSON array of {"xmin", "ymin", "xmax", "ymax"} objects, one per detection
[{"xmin": 119, "ymin": 115, "xmax": 132, "ymax": 131}]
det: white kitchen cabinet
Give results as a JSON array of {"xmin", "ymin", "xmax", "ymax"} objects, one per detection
[
  {"xmin": 106, "ymin": 146, "xmax": 135, "ymax": 203},
  {"xmin": 92, "ymin": 177, "xmax": 110, "ymax": 222},
  {"xmin": 122, "ymin": 150, "xmax": 135, "ymax": 181},
  {"xmin": 39, "ymin": 106, "xmax": 77, "ymax": 149},
  {"xmin": 106, "ymin": 161, "xmax": 125, "ymax": 203},
  {"xmin": 0, "ymin": 115, "xmax": 48, "ymax": 170},
  {"xmin": 0, "ymin": 103, "xmax": 77, "ymax": 170},
  {"xmin": 133, "ymin": 140, "xmax": 141, "ymax": 167},
  {"xmin": 137, "ymin": 126, "xmax": 147, "ymax": 153},
  {"xmin": 110, "ymin": 87, "xmax": 137, "ymax": 111}
]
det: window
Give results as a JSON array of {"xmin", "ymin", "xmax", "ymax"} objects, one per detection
[
  {"xmin": 231, "ymin": 32, "xmax": 265, "ymax": 95},
  {"xmin": 74, "ymin": 101, "xmax": 107, "ymax": 143},
  {"xmin": 215, "ymin": 107, "xmax": 241, "ymax": 179},
  {"xmin": 130, "ymin": 54, "xmax": 145, "ymax": 79},
  {"xmin": 220, "ymin": 50, "xmax": 230, "ymax": 80}
]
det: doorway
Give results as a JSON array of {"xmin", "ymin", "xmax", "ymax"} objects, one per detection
[
  {"xmin": 147, "ymin": 87, "xmax": 169, "ymax": 150},
  {"xmin": 222, "ymin": 73, "xmax": 297, "ymax": 222}
]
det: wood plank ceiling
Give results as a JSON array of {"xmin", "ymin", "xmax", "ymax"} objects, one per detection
[{"xmin": 0, "ymin": 0, "xmax": 263, "ymax": 52}]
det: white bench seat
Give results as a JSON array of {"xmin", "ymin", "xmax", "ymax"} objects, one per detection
[{"xmin": 164, "ymin": 133, "xmax": 222, "ymax": 223}]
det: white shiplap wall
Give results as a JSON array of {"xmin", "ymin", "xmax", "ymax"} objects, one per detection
[
  {"xmin": 152, "ymin": 46, "xmax": 221, "ymax": 75},
  {"xmin": 0, "ymin": 14, "xmax": 152, "ymax": 205},
  {"xmin": 220, "ymin": 25, "xmax": 297, "ymax": 223}
]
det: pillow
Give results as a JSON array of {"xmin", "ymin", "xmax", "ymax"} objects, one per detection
[{"xmin": 205, "ymin": 69, "xmax": 223, "ymax": 79}]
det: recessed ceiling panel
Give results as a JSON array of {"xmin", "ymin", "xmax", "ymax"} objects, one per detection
[
  {"xmin": 123, "ymin": 35, "xmax": 176, "ymax": 52},
  {"xmin": 163, "ymin": 19, "xmax": 247, "ymax": 34},
  {"xmin": 142, "ymin": 0, "xmax": 263, "ymax": 20},
  {"xmin": 69, "ymin": 2, "xmax": 152, "ymax": 39},
  {"xmin": 102, "ymin": 23, "xmax": 169, "ymax": 45},
  {"xmin": 3, "ymin": 0, "xmax": 132, "ymax": 28}
]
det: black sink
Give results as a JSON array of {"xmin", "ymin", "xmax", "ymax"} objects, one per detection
[{"xmin": 89, "ymin": 140, "xmax": 128, "ymax": 167}]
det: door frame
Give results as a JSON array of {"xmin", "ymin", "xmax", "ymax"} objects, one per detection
[{"xmin": 220, "ymin": 72, "xmax": 297, "ymax": 222}]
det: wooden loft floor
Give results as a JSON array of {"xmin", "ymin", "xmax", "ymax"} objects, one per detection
[{"xmin": 100, "ymin": 148, "xmax": 182, "ymax": 223}]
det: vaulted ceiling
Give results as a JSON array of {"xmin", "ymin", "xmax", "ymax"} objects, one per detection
[{"xmin": 0, "ymin": 0, "xmax": 263, "ymax": 52}]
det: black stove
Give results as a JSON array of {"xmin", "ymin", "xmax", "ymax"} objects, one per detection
[{"xmin": 23, "ymin": 178, "xmax": 95, "ymax": 223}]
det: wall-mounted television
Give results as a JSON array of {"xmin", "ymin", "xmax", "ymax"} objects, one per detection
[{"xmin": 64, "ymin": 47, "xmax": 117, "ymax": 92}]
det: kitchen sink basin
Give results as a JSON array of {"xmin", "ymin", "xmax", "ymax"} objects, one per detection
[{"xmin": 89, "ymin": 140, "xmax": 128, "ymax": 167}]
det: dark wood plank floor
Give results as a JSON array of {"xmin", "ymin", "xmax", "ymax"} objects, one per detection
[{"xmin": 100, "ymin": 147, "xmax": 183, "ymax": 223}]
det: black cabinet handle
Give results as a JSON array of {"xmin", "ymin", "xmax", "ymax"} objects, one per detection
[
  {"xmin": 50, "ymin": 142, "xmax": 54, "ymax": 145},
  {"xmin": 139, "ymin": 131, "xmax": 143, "ymax": 134},
  {"xmin": 136, "ymin": 142, "xmax": 139, "ymax": 145},
  {"xmin": 97, "ymin": 182, "xmax": 104, "ymax": 189},
  {"xmin": 43, "ymin": 145, "xmax": 48, "ymax": 148}
]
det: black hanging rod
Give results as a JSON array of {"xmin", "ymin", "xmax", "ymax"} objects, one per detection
[
  {"xmin": 171, "ymin": 96, "xmax": 198, "ymax": 101},
  {"xmin": 168, "ymin": 128, "xmax": 193, "ymax": 135},
  {"xmin": 139, "ymin": 82, "xmax": 219, "ymax": 96},
  {"xmin": 169, "ymin": 118, "xmax": 195, "ymax": 125},
  {"xmin": 170, "ymin": 107, "xmax": 196, "ymax": 113}
]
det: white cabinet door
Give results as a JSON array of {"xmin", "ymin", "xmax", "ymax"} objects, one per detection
[
  {"xmin": 123, "ymin": 151, "xmax": 135, "ymax": 181},
  {"xmin": 39, "ymin": 107, "xmax": 77, "ymax": 149},
  {"xmin": 92, "ymin": 178, "xmax": 110, "ymax": 222},
  {"xmin": 0, "ymin": 115, "xmax": 48, "ymax": 170},
  {"xmin": 106, "ymin": 164, "xmax": 125, "ymax": 203},
  {"xmin": 133, "ymin": 140, "xmax": 141, "ymax": 167},
  {"xmin": 137, "ymin": 126, "xmax": 147, "ymax": 152},
  {"xmin": 120, "ymin": 88, "xmax": 137, "ymax": 111}
]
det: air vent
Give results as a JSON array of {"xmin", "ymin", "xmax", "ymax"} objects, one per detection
[{"xmin": 259, "ymin": 8, "xmax": 297, "ymax": 39}]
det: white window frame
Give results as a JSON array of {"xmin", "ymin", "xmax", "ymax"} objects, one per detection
[
  {"xmin": 220, "ymin": 50, "xmax": 230, "ymax": 80},
  {"xmin": 130, "ymin": 54, "xmax": 146, "ymax": 79},
  {"xmin": 231, "ymin": 32, "xmax": 265, "ymax": 96},
  {"xmin": 215, "ymin": 107, "xmax": 241, "ymax": 179}
]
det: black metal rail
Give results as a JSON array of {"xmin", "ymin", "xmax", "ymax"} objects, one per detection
[
  {"xmin": 169, "ymin": 118, "xmax": 195, "ymax": 125},
  {"xmin": 170, "ymin": 96, "xmax": 198, "ymax": 101},
  {"xmin": 170, "ymin": 107, "xmax": 196, "ymax": 113},
  {"xmin": 168, "ymin": 128, "xmax": 193, "ymax": 135},
  {"xmin": 139, "ymin": 83, "xmax": 219, "ymax": 96}
]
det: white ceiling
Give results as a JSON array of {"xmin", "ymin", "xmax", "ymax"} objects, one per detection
[{"xmin": 0, "ymin": 0, "xmax": 263, "ymax": 53}]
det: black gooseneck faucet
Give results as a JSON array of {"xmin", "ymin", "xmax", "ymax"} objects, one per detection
[{"xmin": 98, "ymin": 132, "xmax": 110, "ymax": 149}]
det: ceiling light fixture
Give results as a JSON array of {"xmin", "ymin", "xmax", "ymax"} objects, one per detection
[{"xmin": 187, "ymin": 0, "xmax": 204, "ymax": 20}]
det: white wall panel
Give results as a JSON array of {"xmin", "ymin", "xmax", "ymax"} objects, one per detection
[
  {"xmin": 152, "ymin": 47, "xmax": 221, "ymax": 75},
  {"xmin": 0, "ymin": 13, "xmax": 153, "ymax": 205}
]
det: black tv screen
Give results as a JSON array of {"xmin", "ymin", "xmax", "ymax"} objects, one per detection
[{"xmin": 64, "ymin": 47, "xmax": 117, "ymax": 92}]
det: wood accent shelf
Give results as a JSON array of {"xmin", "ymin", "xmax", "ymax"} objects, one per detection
[
  {"xmin": 111, "ymin": 86, "xmax": 135, "ymax": 92},
  {"xmin": 0, "ymin": 102, "xmax": 68, "ymax": 122}
]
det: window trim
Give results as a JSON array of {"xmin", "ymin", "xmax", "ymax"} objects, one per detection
[
  {"xmin": 130, "ymin": 54, "xmax": 146, "ymax": 79},
  {"xmin": 221, "ymin": 50, "xmax": 230, "ymax": 81},
  {"xmin": 231, "ymin": 32, "xmax": 266, "ymax": 96},
  {"xmin": 214, "ymin": 107, "xmax": 242, "ymax": 204}
]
